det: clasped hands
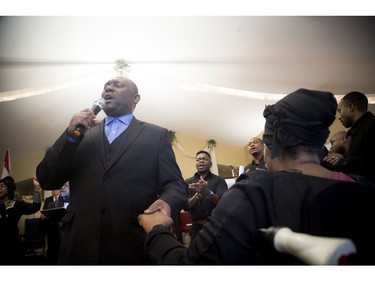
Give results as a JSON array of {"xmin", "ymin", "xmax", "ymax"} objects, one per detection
[
  {"xmin": 138, "ymin": 198, "xmax": 174, "ymax": 233},
  {"xmin": 188, "ymin": 176, "xmax": 209, "ymax": 198},
  {"xmin": 323, "ymin": 152, "xmax": 344, "ymax": 167}
]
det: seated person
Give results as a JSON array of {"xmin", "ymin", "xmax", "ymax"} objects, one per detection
[
  {"xmin": 138, "ymin": 88, "xmax": 375, "ymax": 265},
  {"xmin": 322, "ymin": 130, "xmax": 349, "ymax": 170}
]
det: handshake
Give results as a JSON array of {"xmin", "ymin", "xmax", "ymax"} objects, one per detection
[{"xmin": 138, "ymin": 210, "xmax": 173, "ymax": 234}]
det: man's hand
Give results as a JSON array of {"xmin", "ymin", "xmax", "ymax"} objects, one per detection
[
  {"xmin": 67, "ymin": 108, "xmax": 102, "ymax": 138},
  {"xmin": 33, "ymin": 177, "xmax": 41, "ymax": 192},
  {"xmin": 323, "ymin": 152, "xmax": 344, "ymax": 167},
  {"xmin": 138, "ymin": 210, "xmax": 174, "ymax": 233},
  {"xmin": 188, "ymin": 176, "xmax": 210, "ymax": 196},
  {"xmin": 143, "ymin": 198, "xmax": 171, "ymax": 216}
]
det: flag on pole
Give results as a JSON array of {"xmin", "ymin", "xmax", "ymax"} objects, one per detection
[{"xmin": 1, "ymin": 148, "xmax": 11, "ymax": 179}]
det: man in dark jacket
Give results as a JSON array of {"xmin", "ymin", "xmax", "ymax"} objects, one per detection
[
  {"xmin": 323, "ymin": 91, "xmax": 375, "ymax": 184},
  {"xmin": 36, "ymin": 76, "xmax": 187, "ymax": 264}
]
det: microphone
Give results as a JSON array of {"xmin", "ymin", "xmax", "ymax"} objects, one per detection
[
  {"xmin": 258, "ymin": 226, "xmax": 357, "ymax": 265},
  {"xmin": 73, "ymin": 98, "xmax": 106, "ymax": 137}
]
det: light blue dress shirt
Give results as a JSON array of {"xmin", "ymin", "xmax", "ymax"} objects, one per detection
[{"xmin": 105, "ymin": 114, "xmax": 134, "ymax": 144}]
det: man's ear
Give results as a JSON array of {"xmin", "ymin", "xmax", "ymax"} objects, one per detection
[
  {"xmin": 348, "ymin": 103, "xmax": 355, "ymax": 112},
  {"xmin": 133, "ymin": 94, "xmax": 141, "ymax": 104},
  {"xmin": 132, "ymin": 94, "xmax": 141, "ymax": 110}
]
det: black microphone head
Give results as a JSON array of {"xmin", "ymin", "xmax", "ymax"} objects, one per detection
[
  {"xmin": 92, "ymin": 98, "xmax": 106, "ymax": 115},
  {"xmin": 74, "ymin": 98, "xmax": 107, "ymax": 137}
]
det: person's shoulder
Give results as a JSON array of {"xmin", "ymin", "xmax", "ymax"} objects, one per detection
[
  {"xmin": 235, "ymin": 170, "xmax": 322, "ymax": 190},
  {"xmin": 185, "ymin": 175, "xmax": 197, "ymax": 182},
  {"xmin": 134, "ymin": 118, "xmax": 167, "ymax": 132},
  {"xmin": 361, "ymin": 112, "xmax": 375, "ymax": 125},
  {"xmin": 368, "ymin": 112, "xmax": 375, "ymax": 125},
  {"xmin": 241, "ymin": 169, "xmax": 270, "ymax": 179},
  {"xmin": 316, "ymin": 178, "xmax": 375, "ymax": 206},
  {"xmin": 15, "ymin": 199, "xmax": 33, "ymax": 207},
  {"xmin": 233, "ymin": 170, "xmax": 275, "ymax": 190},
  {"xmin": 210, "ymin": 173, "xmax": 225, "ymax": 180}
]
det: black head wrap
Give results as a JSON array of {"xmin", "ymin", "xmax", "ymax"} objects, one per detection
[{"xmin": 263, "ymin": 88, "xmax": 337, "ymax": 158}]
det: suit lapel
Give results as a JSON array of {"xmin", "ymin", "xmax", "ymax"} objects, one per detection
[
  {"xmin": 90, "ymin": 121, "xmax": 107, "ymax": 168},
  {"xmin": 106, "ymin": 118, "xmax": 144, "ymax": 171}
]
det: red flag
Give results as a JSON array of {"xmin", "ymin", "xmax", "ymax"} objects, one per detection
[{"xmin": 1, "ymin": 148, "xmax": 11, "ymax": 179}]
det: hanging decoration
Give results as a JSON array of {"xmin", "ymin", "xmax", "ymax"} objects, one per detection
[
  {"xmin": 169, "ymin": 130, "xmax": 176, "ymax": 144},
  {"xmin": 114, "ymin": 59, "xmax": 131, "ymax": 76},
  {"xmin": 207, "ymin": 145, "xmax": 219, "ymax": 175},
  {"xmin": 207, "ymin": 139, "xmax": 217, "ymax": 151}
]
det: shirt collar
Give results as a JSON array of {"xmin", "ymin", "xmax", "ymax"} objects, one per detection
[
  {"xmin": 105, "ymin": 114, "xmax": 134, "ymax": 126},
  {"xmin": 194, "ymin": 171, "xmax": 212, "ymax": 180}
]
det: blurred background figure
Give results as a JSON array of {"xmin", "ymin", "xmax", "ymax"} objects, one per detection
[
  {"xmin": 41, "ymin": 182, "xmax": 69, "ymax": 264},
  {"xmin": 244, "ymin": 137, "xmax": 267, "ymax": 173},
  {"xmin": 328, "ymin": 131, "xmax": 349, "ymax": 156},
  {"xmin": 0, "ymin": 176, "xmax": 41, "ymax": 264},
  {"xmin": 60, "ymin": 181, "xmax": 70, "ymax": 208},
  {"xmin": 322, "ymin": 131, "xmax": 349, "ymax": 170},
  {"xmin": 325, "ymin": 91, "xmax": 375, "ymax": 184}
]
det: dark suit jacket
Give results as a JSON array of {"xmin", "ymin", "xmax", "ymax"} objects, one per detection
[
  {"xmin": 37, "ymin": 117, "xmax": 187, "ymax": 264},
  {"xmin": 43, "ymin": 196, "xmax": 64, "ymax": 210},
  {"xmin": 337, "ymin": 112, "xmax": 375, "ymax": 184}
]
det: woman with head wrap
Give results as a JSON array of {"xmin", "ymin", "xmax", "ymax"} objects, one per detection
[
  {"xmin": 261, "ymin": 88, "xmax": 354, "ymax": 181},
  {"xmin": 138, "ymin": 89, "xmax": 375, "ymax": 265}
]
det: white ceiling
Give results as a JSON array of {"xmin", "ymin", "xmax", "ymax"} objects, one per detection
[{"xmin": 1, "ymin": 16, "xmax": 375, "ymax": 160}]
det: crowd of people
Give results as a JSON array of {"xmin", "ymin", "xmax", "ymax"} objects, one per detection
[
  {"xmin": 138, "ymin": 88, "xmax": 375, "ymax": 265},
  {"xmin": 1, "ymin": 76, "xmax": 375, "ymax": 265}
]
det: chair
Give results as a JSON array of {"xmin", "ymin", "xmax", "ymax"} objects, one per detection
[
  {"xmin": 20, "ymin": 218, "xmax": 47, "ymax": 262},
  {"xmin": 172, "ymin": 211, "xmax": 192, "ymax": 246}
]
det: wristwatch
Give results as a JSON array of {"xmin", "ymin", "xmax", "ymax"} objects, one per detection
[{"xmin": 205, "ymin": 190, "xmax": 214, "ymax": 199}]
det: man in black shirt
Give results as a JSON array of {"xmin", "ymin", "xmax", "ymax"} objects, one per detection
[
  {"xmin": 185, "ymin": 151, "xmax": 228, "ymax": 240},
  {"xmin": 244, "ymin": 137, "xmax": 267, "ymax": 173}
]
